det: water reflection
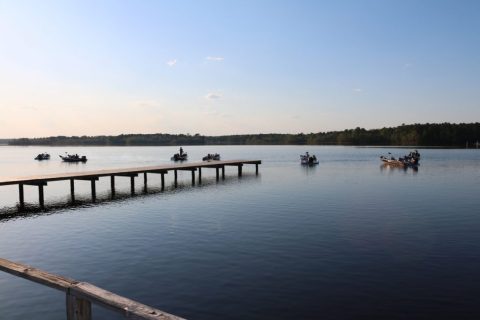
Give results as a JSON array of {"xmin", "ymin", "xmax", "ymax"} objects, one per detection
[
  {"xmin": 379, "ymin": 163, "xmax": 419, "ymax": 174},
  {"xmin": 0, "ymin": 173, "xmax": 261, "ymax": 222}
]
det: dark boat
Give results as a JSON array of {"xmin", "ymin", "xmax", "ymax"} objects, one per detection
[
  {"xmin": 171, "ymin": 153, "xmax": 188, "ymax": 161},
  {"xmin": 300, "ymin": 152, "xmax": 319, "ymax": 165},
  {"xmin": 171, "ymin": 147, "xmax": 187, "ymax": 161},
  {"xmin": 202, "ymin": 153, "xmax": 220, "ymax": 161},
  {"xmin": 34, "ymin": 153, "xmax": 50, "ymax": 160},
  {"xmin": 59, "ymin": 153, "xmax": 88, "ymax": 162}
]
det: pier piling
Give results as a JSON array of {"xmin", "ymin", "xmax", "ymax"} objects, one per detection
[
  {"xmin": 91, "ymin": 179, "xmax": 96, "ymax": 202},
  {"xmin": 39, "ymin": 184, "xmax": 45, "ymax": 209},
  {"xmin": 70, "ymin": 179, "xmax": 75, "ymax": 202},
  {"xmin": 110, "ymin": 176, "xmax": 115, "ymax": 197},
  {"xmin": 18, "ymin": 184, "xmax": 24, "ymax": 208},
  {"xmin": 1, "ymin": 160, "xmax": 261, "ymax": 209}
]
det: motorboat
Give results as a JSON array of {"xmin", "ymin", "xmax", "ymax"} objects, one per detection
[
  {"xmin": 380, "ymin": 150, "xmax": 420, "ymax": 167},
  {"xmin": 300, "ymin": 152, "xmax": 319, "ymax": 165},
  {"xmin": 171, "ymin": 147, "xmax": 187, "ymax": 161},
  {"xmin": 34, "ymin": 153, "xmax": 50, "ymax": 160},
  {"xmin": 202, "ymin": 153, "xmax": 220, "ymax": 161},
  {"xmin": 171, "ymin": 153, "xmax": 188, "ymax": 161},
  {"xmin": 59, "ymin": 153, "xmax": 88, "ymax": 162}
]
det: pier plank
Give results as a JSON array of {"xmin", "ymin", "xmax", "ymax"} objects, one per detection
[{"xmin": 0, "ymin": 160, "xmax": 261, "ymax": 186}]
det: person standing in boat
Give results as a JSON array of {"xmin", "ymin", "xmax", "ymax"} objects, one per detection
[{"xmin": 179, "ymin": 147, "xmax": 183, "ymax": 156}]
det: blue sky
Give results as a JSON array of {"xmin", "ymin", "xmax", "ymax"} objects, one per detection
[{"xmin": 0, "ymin": 0, "xmax": 479, "ymax": 137}]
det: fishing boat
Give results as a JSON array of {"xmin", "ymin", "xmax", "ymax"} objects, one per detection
[
  {"xmin": 300, "ymin": 152, "xmax": 319, "ymax": 165},
  {"xmin": 171, "ymin": 153, "xmax": 188, "ymax": 161},
  {"xmin": 380, "ymin": 150, "xmax": 420, "ymax": 167},
  {"xmin": 59, "ymin": 153, "xmax": 88, "ymax": 162},
  {"xmin": 202, "ymin": 153, "xmax": 220, "ymax": 161},
  {"xmin": 171, "ymin": 147, "xmax": 187, "ymax": 161},
  {"xmin": 34, "ymin": 153, "xmax": 50, "ymax": 160}
]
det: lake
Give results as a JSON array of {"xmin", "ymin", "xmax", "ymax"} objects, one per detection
[{"xmin": 0, "ymin": 145, "xmax": 479, "ymax": 319}]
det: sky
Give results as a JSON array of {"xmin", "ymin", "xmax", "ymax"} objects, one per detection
[{"xmin": 0, "ymin": 0, "xmax": 479, "ymax": 138}]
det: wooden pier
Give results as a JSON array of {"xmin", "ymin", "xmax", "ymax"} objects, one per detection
[
  {"xmin": 0, "ymin": 257, "xmax": 185, "ymax": 320},
  {"xmin": 0, "ymin": 160, "xmax": 261, "ymax": 209}
]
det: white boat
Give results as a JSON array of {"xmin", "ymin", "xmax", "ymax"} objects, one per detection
[{"xmin": 380, "ymin": 150, "xmax": 420, "ymax": 167}]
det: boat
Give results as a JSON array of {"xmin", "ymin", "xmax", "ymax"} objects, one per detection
[
  {"xmin": 171, "ymin": 147, "xmax": 187, "ymax": 161},
  {"xmin": 171, "ymin": 153, "xmax": 188, "ymax": 161},
  {"xmin": 59, "ymin": 153, "xmax": 88, "ymax": 162},
  {"xmin": 34, "ymin": 153, "xmax": 50, "ymax": 160},
  {"xmin": 380, "ymin": 150, "xmax": 420, "ymax": 167},
  {"xmin": 202, "ymin": 153, "xmax": 220, "ymax": 161},
  {"xmin": 300, "ymin": 152, "xmax": 319, "ymax": 165}
]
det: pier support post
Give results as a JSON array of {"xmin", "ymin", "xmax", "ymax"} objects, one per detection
[
  {"xmin": 39, "ymin": 184, "xmax": 45, "ymax": 209},
  {"xmin": 110, "ymin": 176, "xmax": 115, "ymax": 197},
  {"xmin": 191, "ymin": 170, "xmax": 195, "ymax": 186},
  {"xmin": 174, "ymin": 170, "xmax": 178, "ymax": 188},
  {"xmin": 198, "ymin": 168, "xmax": 202, "ymax": 184},
  {"xmin": 19, "ymin": 184, "xmax": 24, "ymax": 209},
  {"xmin": 66, "ymin": 292, "xmax": 92, "ymax": 320},
  {"xmin": 256, "ymin": 164, "xmax": 259, "ymax": 175},
  {"xmin": 238, "ymin": 164, "xmax": 243, "ymax": 177},
  {"xmin": 130, "ymin": 176, "xmax": 135, "ymax": 195},
  {"xmin": 91, "ymin": 179, "xmax": 96, "ymax": 202},
  {"xmin": 143, "ymin": 172, "xmax": 147, "ymax": 192},
  {"xmin": 222, "ymin": 166, "xmax": 225, "ymax": 179},
  {"xmin": 70, "ymin": 179, "xmax": 75, "ymax": 202},
  {"xmin": 216, "ymin": 167, "xmax": 219, "ymax": 181},
  {"xmin": 161, "ymin": 173, "xmax": 165, "ymax": 190}
]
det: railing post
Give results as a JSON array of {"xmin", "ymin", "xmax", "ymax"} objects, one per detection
[{"xmin": 66, "ymin": 292, "xmax": 92, "ymax": 320}]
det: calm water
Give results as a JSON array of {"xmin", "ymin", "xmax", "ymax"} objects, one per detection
[{"xmin": 0, "ymin": 145, "xmax": 479, "ymax": 319}]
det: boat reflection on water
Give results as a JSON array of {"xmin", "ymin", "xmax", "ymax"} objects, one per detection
[{"xmin": 380, "ymin": 163, "xmax": 418, "ymax": 174}]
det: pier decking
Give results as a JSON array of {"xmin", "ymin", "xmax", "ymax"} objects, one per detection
[{"xmin": 0, "ymin": 160, "xmax": 261, "ymax": 209}]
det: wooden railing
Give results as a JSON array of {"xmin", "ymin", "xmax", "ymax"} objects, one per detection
[{"xmin": 0, "ymin": 258, "xmax": 185, "ymax": 320}]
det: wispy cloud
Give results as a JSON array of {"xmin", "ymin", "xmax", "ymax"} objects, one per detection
[
  {"xmin": 205, "ymin": 92, "xmax": 222, "ymax": 100},
  {"xmin": 206, "ymin": 56, "xmax": 224, "ymax": 61},
  {"xmin": 353, "ymin": 88, "xmax": 362, "ymax": 93},
  {"xmin": 166, "ymin": 59, "xmax": 177, "ymax": 67},
  {"xmin": 403, "ymin": 62, "xmax": 412, "ymax": 69}
]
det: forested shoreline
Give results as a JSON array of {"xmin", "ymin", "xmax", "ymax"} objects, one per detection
[{"xmin": 7, "ymin": 123, "xmax": 480, "ymax": 147}]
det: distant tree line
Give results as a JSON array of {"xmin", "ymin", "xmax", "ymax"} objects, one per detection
[{"xmin": 7, "ymin": 123, "xmax": 480, "ymax": 147}]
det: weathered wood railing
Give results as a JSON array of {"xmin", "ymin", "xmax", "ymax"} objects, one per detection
[{"xmin": 0, "ymin": 258, "xmax": 185, "ymax": 320}]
